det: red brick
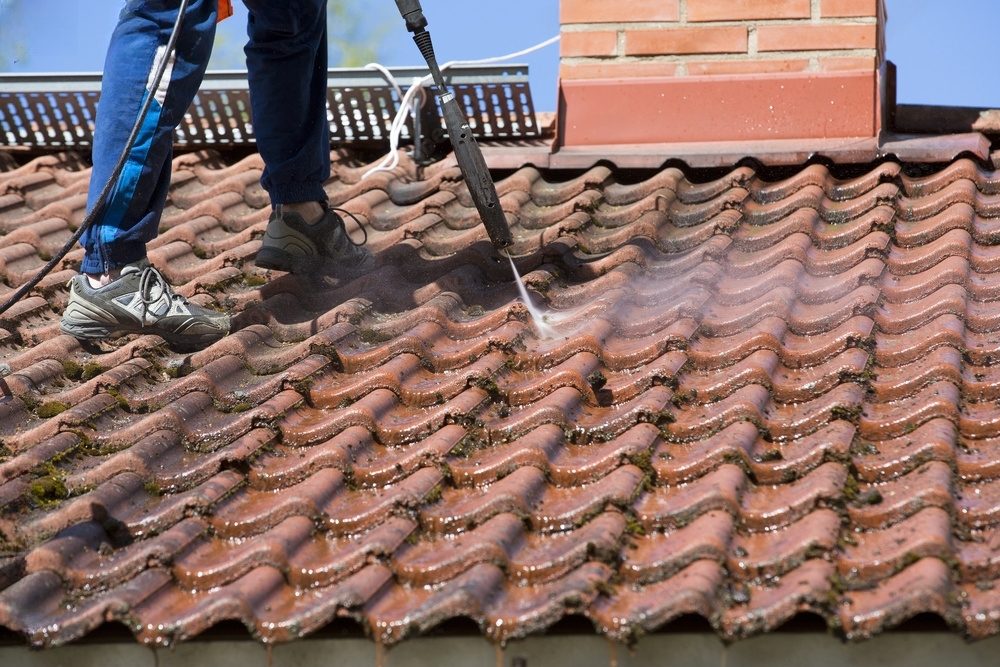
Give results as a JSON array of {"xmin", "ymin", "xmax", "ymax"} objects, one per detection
[
  {"xmin": 560, "ymin": 30, "xmax": 619, "ymax": 57},
  {"xmin": 561, "ymin": 0, "xmax": 680, "ymax": 24},
  {"xmin": 688, "ymin": 0, "xmax": 810, "ymax": 22},
  {"xmin": 560, "ymin": 60, "xmax": 679, "ymax": 80},
  {"xmin": 625, "ymin": 26, "xmax": 748, "ymax": 56},
  {"xmin": 757, "ymin": 24, "xmax": 877, "ymax": 51},
  {"xmin": 819, "ymin": 55, "xmax": 877, "ymax": 71},
  {"xmin": 686, "ymin": 58, "xmax": 811, "ymax": 76},
  {"xmin": 820, "ymin": 0, "xmax": 878, "ymax": 17}
]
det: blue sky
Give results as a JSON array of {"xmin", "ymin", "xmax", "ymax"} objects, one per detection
[
  {"xmin": 0, "ymin": 1, "xmax": 562, "ymax": 108},
  {"xmin": 0, "ymin": 0, "xmax": 995, "ymax": 112}
]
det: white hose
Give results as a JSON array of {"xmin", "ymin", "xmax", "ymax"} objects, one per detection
[{"xmin": 362, "ymin": 34, "xmax": 560, "ymax": 179}]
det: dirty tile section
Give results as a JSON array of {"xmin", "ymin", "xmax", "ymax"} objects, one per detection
[{"xmin": 2, "ymin": 150, "xmax": 1000, "ymax": 646}]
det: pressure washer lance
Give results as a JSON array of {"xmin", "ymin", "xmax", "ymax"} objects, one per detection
[{"xmin": 394, "ymin": 0, "xmax": 514, "ymax": 253}]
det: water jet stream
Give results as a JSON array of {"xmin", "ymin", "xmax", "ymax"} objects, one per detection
[{"xmin": 508, "ymin": 255, "xmax": 557, "ymax": 338}]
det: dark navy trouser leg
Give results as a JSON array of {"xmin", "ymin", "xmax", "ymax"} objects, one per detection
[{"xmin": 243, "ymin": 0, "xmax": 331, "ymax": 206}]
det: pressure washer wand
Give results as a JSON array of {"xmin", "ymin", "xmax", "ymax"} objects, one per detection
[{"xmin": 394, "ymin": 0, "xmax": 514, "ymax": 252}]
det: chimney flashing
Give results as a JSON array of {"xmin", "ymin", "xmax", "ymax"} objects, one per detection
[{"xmin": 557, "ymin": 0, "xmax": 887, "ymax": 147}]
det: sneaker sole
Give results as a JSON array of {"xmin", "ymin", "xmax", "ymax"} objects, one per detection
[
  {"xmin": 255, "ymin": 246, "xmax": 374, "ymax": 278},
  {"xmin": 60, "ymin": 320, "xmax": 227, "ymax": 350},
  {"xmin": 59, "ymin": 320, "xmax": 121, "ymax": 340}
]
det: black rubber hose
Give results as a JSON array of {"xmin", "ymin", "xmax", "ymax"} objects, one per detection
[{"xmin": 0, "ymin": 0, "xmax": 191, "ymax": 317}]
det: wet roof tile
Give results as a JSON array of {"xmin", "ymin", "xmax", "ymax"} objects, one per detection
[{"xmin": 5, "ymin": 145, "xmax": 1000, "ymax": 648}]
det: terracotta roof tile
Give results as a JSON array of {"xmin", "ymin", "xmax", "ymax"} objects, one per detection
[
  {"xmin": 590, "ymin": 559, "xmax": 723, "ymax": 641},
  {"xmin": 840, "ymin": 557, "xmax": 957, "ymax": 640},
  {"xmin": 5, "ymin": 147, "xmax": 1000, "ymax": 648}
]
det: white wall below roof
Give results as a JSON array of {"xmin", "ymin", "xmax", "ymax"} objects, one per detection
[{"xmin": 1, "ymin": 632, "xmax": 997, "ymax": 667}]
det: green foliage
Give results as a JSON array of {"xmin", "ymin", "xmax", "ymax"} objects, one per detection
[
  {"xmin": 326, "ymin": 0, "xmax": 389, "ymax": 67},
  {"xmin": 0, "ymin": 1, "xmax": 28, "ymax": 70}
]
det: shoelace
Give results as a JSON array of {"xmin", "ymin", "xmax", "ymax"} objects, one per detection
[
  {"xmin": 137, "ymin": 265, "xmax": 186, "ymax": 320},
  {"xmin": 331, "ymin": 207, "xmax": 368, "ymax": 248}
]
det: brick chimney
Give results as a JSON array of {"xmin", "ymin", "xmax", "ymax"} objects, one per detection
[{"xmin": 558, "ymin": 0, "xmax": 888, "ymax": 146}]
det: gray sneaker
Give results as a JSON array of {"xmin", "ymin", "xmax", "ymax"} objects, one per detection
[
  {"xmin": 255, "ymin": 204, "xmax": 374, "ymax": 277},
  {"xmin": 60, "ymin": 260, "xmax": 230, "ymax": 349}
]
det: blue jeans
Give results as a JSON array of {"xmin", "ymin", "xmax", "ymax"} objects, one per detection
[{"xmin": 81, "ymin": 0, "xmax": 331, "ymax": 274}]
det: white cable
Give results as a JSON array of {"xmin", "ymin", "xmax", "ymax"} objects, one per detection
[
  {"xmin": 362, "ymin": 72, "xmax": 425, "ymax": 175},
  {"xmin": 362, "ymin": 34, "xmax": 560, "ymax": 180},
  {"xmin": 364, "ymin": 61, "xmax": 406, "ymax": 101},
  {"xmin": 438, "ymin": 34, "xmax": 561, "ymax": 69}
]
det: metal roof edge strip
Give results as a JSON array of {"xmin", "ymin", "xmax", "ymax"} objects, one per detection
[{"xmin": 0, "ymin": 65, "xmax": 537, "ymax": 149}]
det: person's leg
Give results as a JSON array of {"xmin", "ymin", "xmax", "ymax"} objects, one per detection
[
  {"xmin": 62, "ymin": 0, "xmax": 229, "ymax": 349},
  {"xmin": 242, "ymin": 0, "xmax": 330, "ymax": 207},
  {"xmin": 243, "ymin": 0, "xmax": 373, "ymax": 277},
  {"xmin": 81, "ymin": 0, "xmax": 218, "ymax": 281}
]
